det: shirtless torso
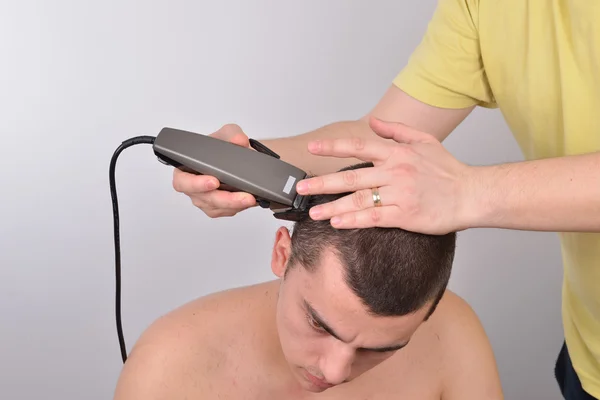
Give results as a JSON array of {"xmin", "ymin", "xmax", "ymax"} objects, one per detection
[{"xmin": 113, "ymin": 281, "xmax": 503, "ymax": 399}]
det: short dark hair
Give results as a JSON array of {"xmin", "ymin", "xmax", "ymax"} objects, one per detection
[{"xmin": 286, "ymin": 162, "xmax": 456, "ymax": 320}]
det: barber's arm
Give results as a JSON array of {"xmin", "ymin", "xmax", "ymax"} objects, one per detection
[
  {"xmin": 172, "ymin": 85, "xmax": 473, "ymax": 218},
  {"xmin": 260, "ymin": 85, "xmax": 473, "ymax": 176},
  {"xmin": 290, "ymin": 0, "xmax": 600, "ymax": 235},
  {"xmin": 172, "ymin": 0, "xmax": 494, "ymax": 220},
  {"xmin": 468, "ymin": 151, "xmax": 600, "ymax": 232},
  {"xmin": 298, "ymin": 123, "xmax": 600, "ymax": 234}
]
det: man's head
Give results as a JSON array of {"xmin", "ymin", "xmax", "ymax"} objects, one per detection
[{"xmin": 270, "ymin": 162, "xmax": 456, "ymax": 392}]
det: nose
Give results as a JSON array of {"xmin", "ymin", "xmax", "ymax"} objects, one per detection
[{"xmin": 319, "ymin": 344, "xmax": 355, "ymax": 385}]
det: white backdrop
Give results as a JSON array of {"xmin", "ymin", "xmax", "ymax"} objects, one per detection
[{"xmin": 0, "ymin": 1, "xmax": 564, "ymax": 399}]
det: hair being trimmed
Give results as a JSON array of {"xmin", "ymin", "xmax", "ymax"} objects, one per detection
[{"xmin": 286, "ymin": 162, "xmax": 456, "ymax": 319}]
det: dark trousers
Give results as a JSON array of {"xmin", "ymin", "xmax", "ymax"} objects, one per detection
[{"xmin": 555, "ymin": 341, "xmax": 597, "ymax": 399}]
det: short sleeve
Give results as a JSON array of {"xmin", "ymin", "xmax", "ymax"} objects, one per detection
[{"xmin": 393, "ymin": 0, "xmax": 496, "ymax": 109}]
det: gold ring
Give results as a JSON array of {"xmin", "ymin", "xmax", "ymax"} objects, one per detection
[{"xmin": 371, "ymin": 187, "xmax": 382, "ymax": 207}]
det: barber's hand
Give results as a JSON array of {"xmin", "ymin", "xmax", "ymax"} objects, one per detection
[
  {"xmin": 295, "ymin": 116, "xmax": 475, "ymax": 234},
  {"xmin": 172, "ymin": 124, "xmax": 257, "ymax": 217}
]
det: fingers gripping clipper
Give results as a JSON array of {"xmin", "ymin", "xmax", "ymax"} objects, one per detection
[{"xmin": 152, "ymin": 127, "xmax": 311, "ymax": 221}]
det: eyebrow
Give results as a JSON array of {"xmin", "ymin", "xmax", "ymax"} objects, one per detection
[{"xmin": 303, "ymin": 300, "xmax": 409, "ymax": 352}]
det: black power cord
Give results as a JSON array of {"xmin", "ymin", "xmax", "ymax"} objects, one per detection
[{"xmin": 109, "ymin": 135, "xmax": 156, "ymax": 363}]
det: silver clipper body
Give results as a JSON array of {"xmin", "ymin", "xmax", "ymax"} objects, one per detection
[{"xmin": 152, "ymin": 127, "xmax": 311, "ymax": 220}]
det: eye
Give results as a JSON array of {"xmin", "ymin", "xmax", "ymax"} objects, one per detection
[{"xmin": 306, "ymin": 314, "xmax": 325, "ymax": 333}]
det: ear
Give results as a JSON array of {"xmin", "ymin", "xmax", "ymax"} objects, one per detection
[{"xmin": 271, "ymin": 226, "xmax": 292, "ymax": 278}]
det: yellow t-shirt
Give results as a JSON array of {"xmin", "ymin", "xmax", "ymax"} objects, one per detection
[{"xmin": 393, "ymin": 0, "xmax": 600, "ymax": 396}]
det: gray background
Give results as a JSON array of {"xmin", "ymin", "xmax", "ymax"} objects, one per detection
[{"xmin": 0, "ymin": 1, "xmax": 564, "ymax": 399}]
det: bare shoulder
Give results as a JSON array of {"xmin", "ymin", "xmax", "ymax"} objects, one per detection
[
  {"xmin": 112, "ymin": 281, "xmax": 278, "ymax": 400},
  {"xmin": 430, "ymin": 290, "xmax": 504, "ymax": 400}
]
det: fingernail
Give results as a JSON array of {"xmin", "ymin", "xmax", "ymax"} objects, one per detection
[
  {"xmin": 296, "ymin": 181, "xmax": 307, "ymax": 193},
  {"xmin": 242, "ymin": 196, "xmax": 254, "ymax": 206},
  {"xmin": 206, "ymin": 180, "xmax": 218, "ymax": 190},
  {"xmin": 331, "ymin": 216, "xmax": 341, "ymax": 225},
  {"xmin": 310, "ymin": 207, "xmax": 321, "ymax": 218}
]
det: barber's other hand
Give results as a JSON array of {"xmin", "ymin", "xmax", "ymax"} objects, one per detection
[
  {"xmin": 172, "ymin": 124, "xmax": 257, "ymax": 217},
  {"xmin": 295, "ymin": 116, "xmax": 476, "ymax": 234}
]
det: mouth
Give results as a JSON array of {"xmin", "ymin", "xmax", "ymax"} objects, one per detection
[{"xmin": 303, "ymin": 369, "xmax": 334, "ymax": 390}]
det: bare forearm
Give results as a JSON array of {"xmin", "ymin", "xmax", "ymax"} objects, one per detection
[
  {"xmin": 467, "ymin": 151, "xmax": 600, "ymax": 232},
  {"xmin": 260, "ymin": 86, "xmax": 473, "ymax": 176},
  {"xmin": 261, "ymin": 119, "xmax": 377, "ymax": 175}
]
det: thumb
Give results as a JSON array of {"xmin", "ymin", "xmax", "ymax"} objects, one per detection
[
  {"xmin": 229, "ymin": 132, "xmax": 250, "ymax": 148},
  {"xmin": 212, "ymin": 124, "xmax": 251, "ymax": 148},
  {"xmin": 369, "ymin": 116, "xmax": 433, "ymax": 144}
]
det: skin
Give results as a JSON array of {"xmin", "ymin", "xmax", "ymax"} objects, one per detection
[
  {"xmin": 297, "ymin": 116, "xmax": 600, "ymax": 233},
  {"xmin": 171, "ymin": 85, "xmax": 600, "ymax": 233},
  {"xmin": 171, "ymin": 86, "xmax": 472, "ymax": 220},
  {"xmin": 113, "ymin": 226, "xmax": 504, "ymax": 399}
]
